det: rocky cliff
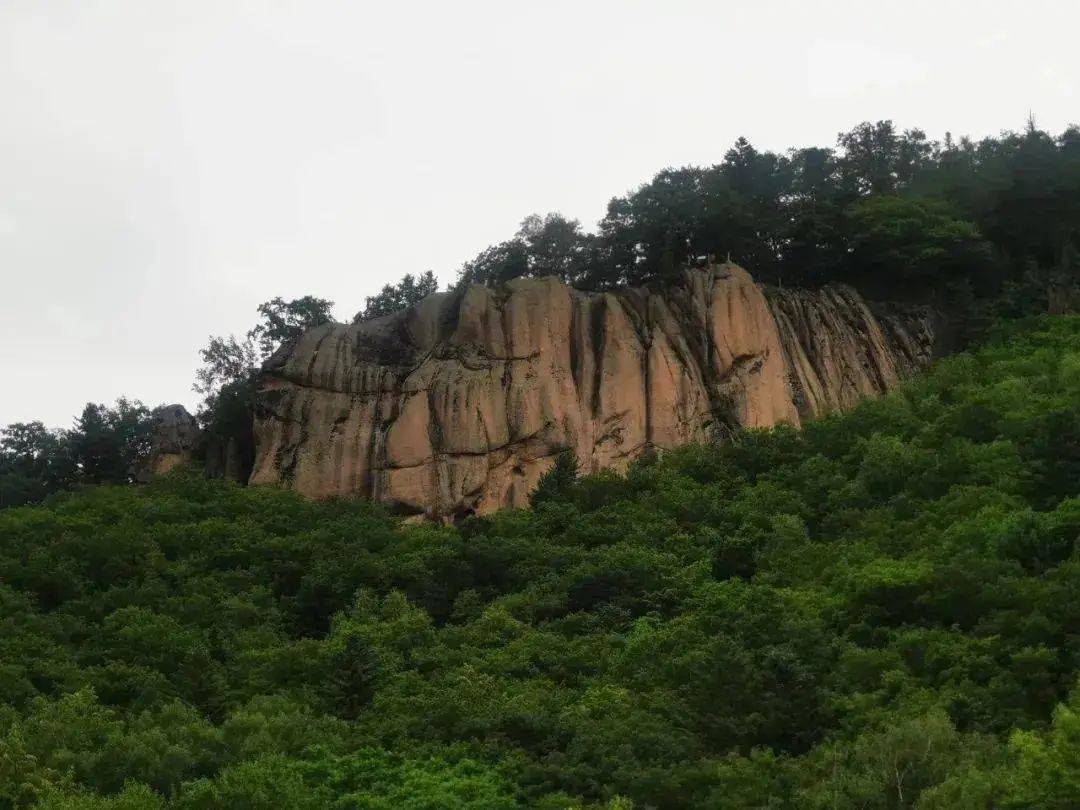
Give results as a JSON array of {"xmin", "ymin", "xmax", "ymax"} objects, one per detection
[{"xmin": 249, "ymin": 264, "xmax": 935, "ymax": 519}]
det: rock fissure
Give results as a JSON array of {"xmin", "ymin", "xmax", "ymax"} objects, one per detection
[{"xmin": 249, "ymin": 264, "xmax": 936, "ymax": 518}]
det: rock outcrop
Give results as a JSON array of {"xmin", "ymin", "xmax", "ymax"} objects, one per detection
[
  {"xmin": 250, "ymin": 264, "xmax": 935, "ymax": 518},
  {"xmin": 136, "ymin": 404, "xmax": 200, "ymax": 482},
  {"xmin": 767, "ymin": 285, "xmax": 934, "ymax": 417}
]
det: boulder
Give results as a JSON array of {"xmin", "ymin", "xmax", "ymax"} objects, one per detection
[{"xmin": 137, "ymin": 404, "xmax": 200, "ymax": 482}]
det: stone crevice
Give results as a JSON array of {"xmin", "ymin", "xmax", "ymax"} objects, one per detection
[{"xmin": 249, "ymin": 264, "xmax": 936, "ymax": 519}]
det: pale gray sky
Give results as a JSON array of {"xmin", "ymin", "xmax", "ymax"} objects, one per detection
[{"xmin": 2, "ymin": 0, "xmax": 1078, "ymax": 427}]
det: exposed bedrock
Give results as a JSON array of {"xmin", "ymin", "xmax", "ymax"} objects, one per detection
[
  {"xmin": 249, "ymin": 264, "xmax": 935, "ymax": 519},
  {"xmin": 136, "ymin": 404, "xmax": 201, "ymax": 483}
]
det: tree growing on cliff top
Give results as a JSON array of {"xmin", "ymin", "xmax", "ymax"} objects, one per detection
[
  {"xmin": 194, "ymin": 296, "xmax": 336, "ymax": 478},
  {"xmin": 844, "ymin": 195, "xmax": 993, "ymax": 283},
  {"xmin": 457, "ymin": 213, "xmax": 595, "ymax": 289},
  {"xmin": 355, "ymin": 271, "xmax": 438, "ymax": 322},
  {"xmin": 195, "ymin": 295, "xmax": 336, "ymax": 407},
  {"xmin": 248, "ymin": 295, "xmax": 336, "ymax": 358},
  {"xmin": 448, "ymin": 119, "xmax": 1080, "ymax": 304}
]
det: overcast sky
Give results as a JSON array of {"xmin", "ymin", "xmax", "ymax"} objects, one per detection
[{"xmin": 2, "ymin": 0, "xmax": 1078, "ymax": 427}]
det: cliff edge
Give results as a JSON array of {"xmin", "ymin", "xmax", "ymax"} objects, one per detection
[{"xmin": 249, "ymin": 264, "xmax": 935, "ymax": 518}]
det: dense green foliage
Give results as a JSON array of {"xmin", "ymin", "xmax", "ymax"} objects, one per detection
[
  {"xmin": 458, "ymin": 120, "xmax": 1080, "ymax": 310},
  {"xmin": 1, "ymin": 296, "xmax": 339, "ymax": 510},
  {"xmin": 192, "ymin": 295, "xmax": 336, "ymax": 482},
  {"xmin": 247, "ymin": 297, "xmax": 336, "ymax": 360},
  {"xmin": 194, "ymin": 295, "xmax": 336, "ymax": 415},
  {"xmin": 355, "ymin": 271, "xmax": 439, "ymax": 322},
  {"xmin": 3, "ymin": 317, "xmax": 1080, "ymax": 807},
  {"xmin": 0, "ymin": 400, "xmax": 153, "ymax": 509}
]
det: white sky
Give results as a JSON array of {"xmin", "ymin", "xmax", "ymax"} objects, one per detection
[{"xmin": 2, "ymin": 0, "xmax": 1078, "ymax": 427}]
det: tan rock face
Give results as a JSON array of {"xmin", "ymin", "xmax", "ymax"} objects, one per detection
[
  {"xmin": 250, "ymin": 265, "xmax": 935, "ymax": 518},
  {"xmin": 137, "ymin": 404, "xmax": 200, "ymax": 482}
]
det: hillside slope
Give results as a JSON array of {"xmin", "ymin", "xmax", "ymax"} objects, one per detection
[{"xmin": 1, "ymin": 317, "xmax": 1079, "ymax": 808}]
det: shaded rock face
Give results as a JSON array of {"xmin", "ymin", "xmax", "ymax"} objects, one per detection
[
  {"xmin": 767, "ymin": 286, "xmax": 936, "ymax": 417},
  {"xmin": 137, "ymin": 404, "xmax": 200, "ymax": 482},
  {"xmin": 250, "ymin": 265, "xmax": 935, "ymax": 519},
  {"xmin": 203, "ymin": 432, "xmax": 254, "ymax": 484}
]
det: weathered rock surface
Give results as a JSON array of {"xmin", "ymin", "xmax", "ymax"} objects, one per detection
[
  {"xmin": 137, "ymin": 404, "xmax": 200, "ymax": 482},
  {"xmin": 768, "ymin": 286, "xmax": 935, "ymax": 417},
  {"xmin": 250, "ymin": 264, "xmax": 935, "ymax": 518}
]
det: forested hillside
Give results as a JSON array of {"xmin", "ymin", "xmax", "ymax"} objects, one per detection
[{"xmin": 2, "ymin": 316, "xmax": 1079, "ymax": 808}]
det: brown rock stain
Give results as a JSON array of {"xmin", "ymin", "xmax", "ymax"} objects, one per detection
[{"xmin": 250, "ymin": 264, "xmax": 935, "ymax": 519}]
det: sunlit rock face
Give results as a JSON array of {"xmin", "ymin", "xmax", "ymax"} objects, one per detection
[{"xmin": 249, "ymin": 264, "xmax": 935, "ymax": 518}]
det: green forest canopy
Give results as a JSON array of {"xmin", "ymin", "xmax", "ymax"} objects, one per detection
[
  {"xmin": 454, "ymin": 119, "xmax": 1080, "ymax": 296},
  {"xmin": 2, "ymin": 315, "xmax": 1080, "ymax": 807}
]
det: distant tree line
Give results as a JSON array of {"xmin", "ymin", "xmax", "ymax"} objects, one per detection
[
  {"xmin": 0, "ymin": 297, "xmax": 338, "ymax": 509},
  {"xmin": 0, "ymin": 400, "xmax": 153, "ymax": 508}
]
